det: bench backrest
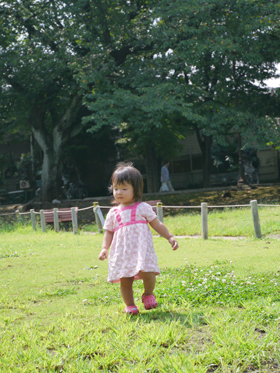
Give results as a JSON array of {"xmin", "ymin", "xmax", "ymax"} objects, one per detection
[{"xmin": 44, "ymin": 208, "xmax": 76, "ymax": 223}]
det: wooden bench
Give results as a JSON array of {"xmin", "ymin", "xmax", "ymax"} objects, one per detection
[{"xmin": 44, "ymin": 208, "xmax": 77, "ymax": 223}]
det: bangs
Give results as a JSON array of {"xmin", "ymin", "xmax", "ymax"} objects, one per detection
[{"xmin": 112, "ymin": 168, "xmax": 133, "ymax": 186}]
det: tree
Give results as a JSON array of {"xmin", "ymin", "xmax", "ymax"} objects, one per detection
[
  {"xmin": 148, "ymin": 0, "xmax": 280, "ymax": 186},
  {"xmin": 0, "ymin": 0, "xmax": 168, "ymax": 198},
  {"xmin": 79, "ymin": 1, "xmax": 198, "ymax": 192},
  {"xmin": 0, "ymin": 1, "xmax": 88, "ymax": 200}
]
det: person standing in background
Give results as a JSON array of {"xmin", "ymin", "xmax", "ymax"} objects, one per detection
[{"xmin": 159, "ymin": 161, "xmax": 175, "ymax": 192}]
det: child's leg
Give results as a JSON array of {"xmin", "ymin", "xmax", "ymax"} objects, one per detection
[
  {"xmin": 120, "ymin": 277, "xmax": 135, "ymax": 306},
  {"xmin": 140, "ymin": 271, "xmax": 156, "ymax": 296}
]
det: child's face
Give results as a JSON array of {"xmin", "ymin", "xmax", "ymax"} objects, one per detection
[{"xmin": 113, "ymin": 182, "xmax": 134, "ymax": 206}]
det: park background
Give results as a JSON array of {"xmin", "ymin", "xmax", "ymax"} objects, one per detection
[
  {"xmin": 2, "ymin": 2, "xmax": 280, "ymax": 371},
  {"xmin": 1, "ymin": 0, "xmax": 280, "ymax": 204}
]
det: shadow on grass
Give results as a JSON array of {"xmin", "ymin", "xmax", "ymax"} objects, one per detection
[{"xmin": 126, "ymin": 306, "xmax": 208, "ymax": 327}]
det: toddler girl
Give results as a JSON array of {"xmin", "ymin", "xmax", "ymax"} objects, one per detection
[{"xmin": 99, "ymin": 162, "xmax": 178, "ymax": 315}]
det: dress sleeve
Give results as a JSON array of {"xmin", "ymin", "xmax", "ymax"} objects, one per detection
[
  {"xmin": 103, "ymin": 209, "xmax": 115, "ymax": 232},
  {"xmin": 141, "ymin": 202, "xmax": 157, "ymax": 222}
]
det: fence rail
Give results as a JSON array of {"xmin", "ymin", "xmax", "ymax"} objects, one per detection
[{"xmin": 1, "ymin": 201, "xmax": 280, "ymax": 238}]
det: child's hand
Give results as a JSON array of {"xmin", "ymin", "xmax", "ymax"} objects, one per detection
[
  {"xmin": 99, "ymin": 248, "xmax": 108, "ymax": 260},
  {"xmin": 168, "ymin": 237, "xmax": 179, "ymax": 250}
]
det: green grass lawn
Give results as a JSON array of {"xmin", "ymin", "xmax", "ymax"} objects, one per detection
[
  {"xmin": 155, "ymin": 205, "xmax": 280, "ymax": 238},
  {"xmin": 1, "ymin": 220, "xmax": 280, "ymax": 372}
]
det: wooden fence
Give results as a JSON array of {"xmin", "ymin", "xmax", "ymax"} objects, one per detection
[{"xmin": 0, "ymin": 200, "xmax": 276, "ymax": 239}]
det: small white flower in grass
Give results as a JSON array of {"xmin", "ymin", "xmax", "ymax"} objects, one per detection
[
  {"xmin": 163, "ymin": 294, "xmax": 167, "ymax": 297},
  {"xmin": 215, "ymin": 277, "xmax": 220, "ymax": 281},
  {"xmin": 216, "ymin": 272, "xmax": 221, "ymax": 276},
  {"xmin": 83, "ymin": 299, "xmax": 88, "ymax": 303},
  {"xmin": 275, "ymin": 283, "xmax": 278, "ymax": 286},
  {"xmin": 198, "ymin": 284, "xmax": 202, "ymax": 287},
  {"xmin": 222, "ymin": 279, "xmax": 226, "ymax": 283},
  {"xmin": 276, "ymin": 273, "xmax": 279, "ymax": 277},
  {"xmin": 205, "ymin": 285, "xmax": 208, "ymax": 289},
  {"xmin": 211, "ymin": 275, "xmax": 215, "ymax": 279},
  {"xmin": 213, "ymin": 282, "xmax": 216, "ymax": 286},
  {"xmin": 230, "ymin": 261, "xmax": 232, "ymax": 263}
]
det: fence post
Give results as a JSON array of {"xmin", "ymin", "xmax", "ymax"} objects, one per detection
[
  {"xmin": 30, "ymin": 209, "xmax": 37, "ymax": 231},
  {"xmin": 250, "ymin": 200, "xmax": 262, "ymax": 239},
  {"xmin": 156, "ymin": 202, "xmax": 164, "ymax": 223},
  {"xmin": 71, "ymin": 207, "xmax": 78, "ymax": 234},
  {"xmin": 93, "ymin": 202, "xmax": 104, "ymax": 233},
  {"xmin": 156, "ymin": 202, "xmax": 164, "ymax": 237},
  {"xmin": 40, "ymin": 209, "xmax": 46, "ymax": 233},
  {"xmin": 53, "ymin": 208, "xmax": 59, "ymax": 233},
  {"xmin": 201, "ymin": 202, "xmax": 208, "ymax": 240},
  {"xmin": 16, "ymin": 209, "xmax": 24, "ymax": 225}
]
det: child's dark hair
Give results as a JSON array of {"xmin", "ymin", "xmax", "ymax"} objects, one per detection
[{"xmin": 110, "ymin": 162, "xmax": 143, "ymax": 203}]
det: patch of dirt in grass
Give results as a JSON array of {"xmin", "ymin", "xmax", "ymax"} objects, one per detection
[
  {"xmin": 186, "ymin": 327, "xmax": 213, "ymax": 353},
  {"xmin": 268, "ymin": 234, "xmax": 280, "ymax": 239},
  {"xmin": 243, "ymin": 362, "xmax": 280, "ymax": 372},
  {"xmin": 175, "ymin": 235, "xmax": 246, "ymax": 240}
]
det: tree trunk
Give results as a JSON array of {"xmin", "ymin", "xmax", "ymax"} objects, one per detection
[
  {"xmin": 233, "ymin": 61, "xmax": 246, "ymax": 186},
  {"xmin": 195, "ymin": 126, "xmax": 213, "ymax": 188},
  {"xmin": 237, "ymin": 130, "xmax": 245, "ymax": 185},
  {"xmin": 201, "ymin": 135, "xmax": 212, "ymax": 188},
  {"xmin": 30, "ymin": 95, "xmax": 83, "ymax": 201},
  {"xmin": 144, "ymin": 143, "xmax": 158, "ymax": 193},
  {"xmin": 33, "ymin": 127, "xmax": 64, "ymax": 201}
]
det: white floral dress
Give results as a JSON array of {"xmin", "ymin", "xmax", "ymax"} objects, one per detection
[{"xmin": 103, "ymin": 202, "xmax": 160, "ymax": 283}]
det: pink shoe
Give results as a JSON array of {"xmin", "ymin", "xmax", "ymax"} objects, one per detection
[
  {"xmin": 125, "ymin": 305, "xmax": 139, "ymax": 315},
  {"xmin": 142, "ymin": 294, "xmax": 158, "ymax": 310}
]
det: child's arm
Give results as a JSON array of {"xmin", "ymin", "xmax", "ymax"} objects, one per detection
[
  {"xmin": 149, "ymin": 218, "xmax": 179, "ymax": 250},
  {"xmin": 99, "ymin": 230, "xmax": 114, "ymax": 260}
]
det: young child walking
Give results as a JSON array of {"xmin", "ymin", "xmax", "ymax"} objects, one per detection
[{"xmin": 99, "ymin": 162, "xmax": 179, "ymax": 315}]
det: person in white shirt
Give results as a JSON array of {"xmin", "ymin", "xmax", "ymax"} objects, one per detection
[{"xmin": 159, "ymin": 161, "xmax": 174, "ymax": 192}]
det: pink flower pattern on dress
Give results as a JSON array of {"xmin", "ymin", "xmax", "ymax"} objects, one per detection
[{"xmin": 103, "ymin": 202, "xmax": 160, "ymax": 283}]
